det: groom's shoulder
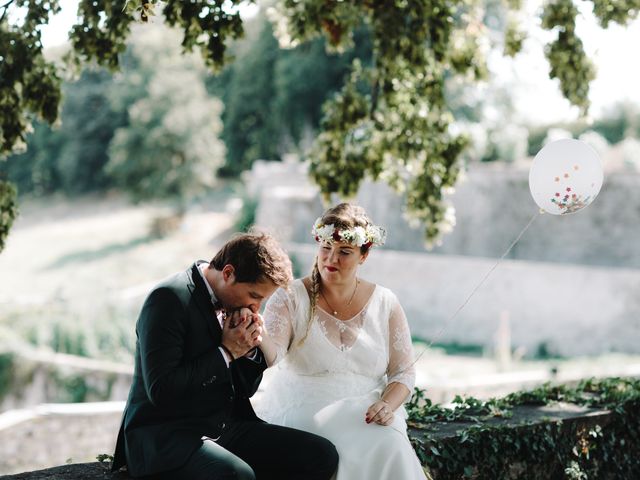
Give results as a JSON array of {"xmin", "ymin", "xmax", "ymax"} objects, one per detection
[
  {"xmin": 157, "ymin": 268, "xmax": 190, "ymax": 288},
  {"xmin": 144, "ymin": 268, "xmax": 192, "ymax": 303}
]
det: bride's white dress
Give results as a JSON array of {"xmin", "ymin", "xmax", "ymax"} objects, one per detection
[{"xmin": 255, "ymin": 280, "xmax": 428, "ymax": 479}]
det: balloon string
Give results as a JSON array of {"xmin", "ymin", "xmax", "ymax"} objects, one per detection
[{"xmin": 405, "ymin": 210, "xmax": 542, "ymax": 372}]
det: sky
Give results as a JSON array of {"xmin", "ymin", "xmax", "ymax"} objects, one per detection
[{"xmin": 16, "ymin": 0, "xmax": 640, "ymax": 125}]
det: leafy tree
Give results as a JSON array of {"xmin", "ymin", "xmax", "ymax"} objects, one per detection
[
  {"xmin": 212, "ymin": 16, "xmax": 371, "ymax": 176},
  {"xmin": 2, "ymin": 120, "xmax": 64, "ymax": 195},
  {"xmin": 1, "ymin": 0, "xmax": 639, "ymax": 250},
  {"xmin": 57, "ymin": 68, "xmax": 125, "ymax": 193},
  {"xmin": 0, "ymin": 179, "xmax": 18, "ymax": 252},
  {"xmin": 106, "ymin": 24, "xmax": 225, "ymax": 210},
  {"xmin": 216, "ymin": 19, "xmax": 280, "ymax": 176}
]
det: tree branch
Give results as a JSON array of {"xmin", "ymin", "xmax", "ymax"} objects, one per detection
[{"xmin": 0, "ymin": 0, "xmax": 17, "ymax": 23}]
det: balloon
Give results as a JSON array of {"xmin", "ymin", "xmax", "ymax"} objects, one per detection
[{"xmin": 529, "ymin": 138, "xmax": 603, "ymax": 215}]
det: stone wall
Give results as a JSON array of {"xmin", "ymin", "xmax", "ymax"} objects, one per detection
[
  {"xmin": 2, "ymin": 402, "xmax": 633, "ymax": 480},
  {"xmin": 246, "ymin": 157, "xmax": 640, "ymax": 357},
  {"xmin": 0, "ymin": 349, "xmax": 133, "ymax": 412},
  {"xmin": 0, "ymin": 402, "xmax": 123, "ymax": 475},
  {"xmin": 247, "ymin": 158, "xmax": 640, "ymax": 268},
  {"xmin": 287, "ymin": 243, "xmax": 640, "ymax": 357}
]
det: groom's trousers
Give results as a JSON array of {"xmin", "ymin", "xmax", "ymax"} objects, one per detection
[{"xmin": 151, "ymin": 420, "xmax": 339, "ymax": 480}]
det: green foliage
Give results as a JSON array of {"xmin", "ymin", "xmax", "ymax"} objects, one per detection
[
  {"xmin": 0, "ymin": 351, "xmax": 15, "ymax": 401},
  {"xmin": 541, "ymin": 0, "xmax": 596, "ymax": 115},
  {"xmin": 2, "ymin": 0, "xmax": 640, "ymax": 247},
  {"xmin": 428, "ymin": 341, "xmax": 484, "ymax": 356},
  {"xmin": 504, "ymin": 19, "xmax": 526, "ymax": 57},
  {"xmin": 407, "ymin": 378, "xmax": 640, "ymax": 479},
  {"xmin": 3, "ymin": 300, "xmax": 136, "ymax": 363},
  {"xmin": 51, "ymin": 370, "xmax": 91, "ymax": 402},
  {"xmin": 0, "ymin": 179, "xmax": 18, "ymax": 252},
  {"xmin": 1, "ymin": 68, "xmax": 123, "ymax": 196},
  {"xmin": 276, "ymin": 0, "xmax": 487, "ymax": 246},
  {"xmin": 106, "ymin": 24, "xmax": 225, "ymax": 207},
  {"xmin": 590, "ymin": 0, "xmax": 640, "ymax": 27},
  {"xmin": 216, "ymin": 20, "xmax": 281, "ymax": 176},
  {"xmin": 526, "ymin": 102, "xmax": 640, "ymax": 155},
  {"xmin": 0, "ymin": 0, "xmax": 62, "ymax": 158},
  {"xmin": 3, "ymin": 120, "xmax": 63, "ymax": 195},
  {"xmin": 68, "ymin": 0, "xmax": 247, "ymax": 71},
  {"xmin": 234, "ymin": 196, "xmax": 258, "ymax": 233},
  {"xmin": 56, "ymin": 68, "xmax": 125, "ymax": 194},
  {"xmin": 96, "ymin": 453, "xmax": 114, "ymax": 465},
  {"xmin": 211, "ymin": 16, "xmax": 371, "ymax": 176}
]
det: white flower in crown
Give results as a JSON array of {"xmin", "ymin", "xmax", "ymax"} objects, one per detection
[
  {"xmin": 312, "ymin": 218, "xmax": 386, "ymax": 248},
  {"xmin": 341, "ymin": 226, "xmax": 367, "ymax": 246},
  {"xmin": 313, "ymin": 220, "xmax": 335, "ymax": 241},
  {"xmin": 366, "ymin": 225, "xmax": 386, "ymax": 245}
]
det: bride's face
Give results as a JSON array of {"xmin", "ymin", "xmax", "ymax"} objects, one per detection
[{"xmin": 317, "ymin": 241, "xmax": 368, "ymax": 284}]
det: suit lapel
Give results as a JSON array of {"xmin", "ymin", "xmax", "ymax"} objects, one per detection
[{"xmin": 188, "ymin": 262, "xmax": 223, "ymax": 342}]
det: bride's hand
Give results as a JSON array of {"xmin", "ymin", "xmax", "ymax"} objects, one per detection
[
  {"xmin": 222, "ymin": 308, "xmax": 263, "ymax": 358},
  {"xmin": 228, "ymin": 308, "xmax": 253, "ymax": 328},
  {"xmin": 365, "ymin": 400, "xmax": 394, "ymax": 426}
]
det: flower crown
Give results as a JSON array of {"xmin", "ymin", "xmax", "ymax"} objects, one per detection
[{"xmin": 311, "ymin": 217, "xmax": 386, "ymax": 249}]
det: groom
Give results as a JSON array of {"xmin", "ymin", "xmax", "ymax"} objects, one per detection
[{"xmin": 112, "ymin": 231, "xmax": 338, "ymax": 479}]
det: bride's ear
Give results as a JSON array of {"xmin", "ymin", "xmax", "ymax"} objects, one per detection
[{"xmin": 359, "ymin": 250, "xmax": 370, "ymax": 264}]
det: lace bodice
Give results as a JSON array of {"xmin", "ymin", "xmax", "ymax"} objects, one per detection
[{"xmin": 262, "ymin": 280, "xmax": 416, "ymax": 392}]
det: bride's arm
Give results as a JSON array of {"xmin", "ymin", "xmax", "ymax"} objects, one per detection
[
  {"xmin": 367, "ymin": 295, "xmax": 416, "ymax": 425},
  {"xmin": 259, "ymin": 287, "xmax": 294, "ymax": 367},
  {"xmin": 384, "ymin": 298, "xmax": 417, "ymax": 404},
  {"xmin": 380, "ymin": 382, "xmax": 411, "ymax": 411},
  {"xmin": 257, "ymin": 326, "xmax": 280, "ymax": 367}
]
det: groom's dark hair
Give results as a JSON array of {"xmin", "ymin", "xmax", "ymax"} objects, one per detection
[{"xmin": 211, "ymin": 230, "xmax": 292, "ymax": 287}]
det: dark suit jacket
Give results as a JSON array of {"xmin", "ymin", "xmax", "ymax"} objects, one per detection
[{"xmin": 112, "ymin": 261, "xmax": 266, "ymax": 478}]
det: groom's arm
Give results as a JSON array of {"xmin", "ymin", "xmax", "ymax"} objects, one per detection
[
  {"xmin": 233, "ymin": 349, "xmax": 267, "ymax": 397},
  {"xmin": 137, "ymin": 287, "xmax": 232, "ymax": 406}
]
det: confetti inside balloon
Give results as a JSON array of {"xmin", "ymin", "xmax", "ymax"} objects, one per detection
[{"xmin": 529, "ymin": 139, "xmax": 603, "ymax": 215}]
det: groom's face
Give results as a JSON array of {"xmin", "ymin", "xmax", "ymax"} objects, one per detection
[{"xmin": 219, "ymin": 265, "xmax": 278, "ymax": 313}]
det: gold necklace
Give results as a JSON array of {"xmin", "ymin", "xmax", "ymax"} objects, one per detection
[{"xmin": 320, "ymin": 279, "xmax": 359, "ymax": 317}]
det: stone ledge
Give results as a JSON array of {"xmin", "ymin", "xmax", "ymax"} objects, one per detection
[
  {"xmin": 410, "ymin": 401, "xmax": 611, "ymax": 441},
  {"xmin": 3, "ymin": 402, "xmax": 619, "ymax": 480},
  {"xmin": 0, "ymin": 462, "xmax": 126, "ymax": 480}
]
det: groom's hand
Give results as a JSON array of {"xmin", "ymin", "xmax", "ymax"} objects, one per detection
[{"xmin": 221, "ymin": 308, "xmax": 263, "ymax": 359}]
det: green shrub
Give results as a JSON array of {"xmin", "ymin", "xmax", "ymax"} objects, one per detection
[
  {"xmin": 234, "ymin": 196, "xmax": 258, "ymax": 233},
  {"xmin": 408, "ymin": 378, "xmax": 640, "ymax": 479}
]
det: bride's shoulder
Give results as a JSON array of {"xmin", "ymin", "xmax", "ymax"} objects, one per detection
[
  {"xmin": 368, "ymin": 282, "xmax": 399, "ymax": 306},
  {"xmin": 279, "ymin": 278, "xmax": 309, "ymax": 304}
]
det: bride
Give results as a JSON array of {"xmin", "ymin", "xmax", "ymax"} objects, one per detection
[{"xmin": 255, "ymin": 203, "xmax": 430, "ymax": 479}]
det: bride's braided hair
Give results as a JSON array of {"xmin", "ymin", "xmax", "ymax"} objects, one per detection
[{"xmin": 297, "ymin": 203, "xmax": 372, "ymax": 347}]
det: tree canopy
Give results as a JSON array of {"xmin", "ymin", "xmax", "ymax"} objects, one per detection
[
  {"xmin": 1, "ymin": 0, "xmax": 639, "ymax": 251},
  {"xmin": 106, "ymin": 24, "xmax": 225, "ymax": 208}
]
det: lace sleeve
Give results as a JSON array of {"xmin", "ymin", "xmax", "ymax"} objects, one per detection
[
  {"xmin": 261, "ymin": 287, "xmax": 294, "ymax": 366},
  {"xmin": 386, "ymin": 295, "xmax": 416, "ymax": 393}
]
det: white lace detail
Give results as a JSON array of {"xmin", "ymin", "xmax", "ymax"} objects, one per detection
[
  {"xmin": 316, "ymin": 307, "xmax": 367, "ymax": 352},
  {"xmin": 393, "ymin": 326, "xmax": 411, "ymax": 354},
  {"xmin": 386, "ymin": 296, "xmax": 416, "ymax": 392},
  {"xmin": 257, "ymin": 280, "xmax": 426, "ymax": 480},
  {"xmin": 262, "ymin": 287, "xmax": 294, "ymax": 364},
  {"xmin": 261, "ymin": 281, "xmax": 415, "ymax": 391}
]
